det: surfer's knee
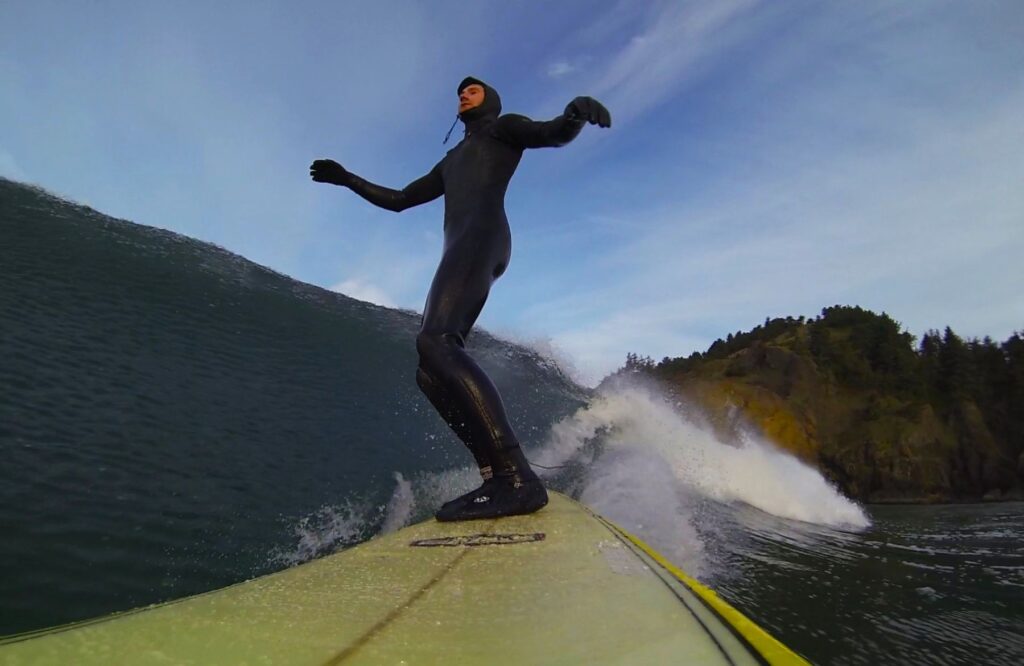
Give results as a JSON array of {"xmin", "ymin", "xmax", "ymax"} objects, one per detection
[
  {"xmin": 415, "ymin": 366, "xmax": 436, "ymax": 395},
  {"xmin": 416, "ymin": 330, "xmax": 464, "ymax": 364}
]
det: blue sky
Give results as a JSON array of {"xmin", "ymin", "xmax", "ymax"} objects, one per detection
[{"xmin": 3, "ymin": 1, "xmax": 1023, "ymax": 385}]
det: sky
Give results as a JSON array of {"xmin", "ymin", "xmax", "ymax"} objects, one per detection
[{"xmin": 2, "ymin": 0, "xmax": 1023, "ymax": 385}]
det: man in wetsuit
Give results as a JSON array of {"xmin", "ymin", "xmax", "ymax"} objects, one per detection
[{"xmin": 310, "ymin": 77, "xmax": 610, "ymax": 521}]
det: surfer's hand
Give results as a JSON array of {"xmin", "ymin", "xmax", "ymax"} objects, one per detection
[
  {"xmin": 310, "ymin": 159, "xmax": 351, "ymax": 186},
  {"xmin": 564, "ymin": 97, "xmax": 611, "ymax": 128}
]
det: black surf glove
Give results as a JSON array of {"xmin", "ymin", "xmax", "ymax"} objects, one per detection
[
  {"xmin": 310, "ymin": 159, "xmax": 352, "ymax": 186},
  {"xmin": 564, "ymin": 96, "xmax": 611, "ymax": 128}
]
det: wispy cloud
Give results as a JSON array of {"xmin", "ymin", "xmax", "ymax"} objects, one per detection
[
  {"xmin": 568, "ymin": 0, "xmax": 761, "ymax": 126},
  {"xmin": 330, "ymin": 278, "xmax": 397, "ymax": 308},
  {"xmin": 321, "ymin": 210, "xmax": 444, "ymax": 310},
  {"xmin": 0, "ymin": 1, "xmax": 459, "ymax": 282},
  {"xmin": 546, "ymin": 61, "xmax": 576, "ymax": 79},
  {"xmin": 543, "ymin": 90, "xmax": 1023, "ymax": 376},
  {"xmin": 0, "ymin": 148, "xmax": 27, "ymax": 182},
  {"xmin": 511, "ymin": 3, "xmax": 1024, "ymax": 382},
  {"xmin": 4, "ymin": 1, "xmax": 1021, "ymax": 390}
]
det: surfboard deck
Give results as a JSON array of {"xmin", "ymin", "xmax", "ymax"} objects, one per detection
[{"xmin": 0, "ymin": 492, "xmax": 808, "ymax": 665}]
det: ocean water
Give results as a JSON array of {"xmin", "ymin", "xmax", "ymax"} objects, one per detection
[{"xmin": 1, "ymin": 178, "xmax": 1021, "ymax": 664}]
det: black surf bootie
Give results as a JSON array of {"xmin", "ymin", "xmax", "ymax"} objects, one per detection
[
  {"xmin": 439, "ymin": 475, "xmax": 500, "ymax": 514},
  {"xmin": 435, "ymin": 475, "xmax": 548, "ymax": 522}
]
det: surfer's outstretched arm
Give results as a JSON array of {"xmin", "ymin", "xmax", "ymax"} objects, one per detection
[
  {"xmin": 493, "ymin": 96, "xmax": 611, "ymax": 149},
  {"xmin": 310, "ymin": 160, "xmax": 444, "ymax": 212}
]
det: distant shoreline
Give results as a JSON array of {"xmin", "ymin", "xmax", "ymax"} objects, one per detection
[{"xmin": 867, "ymin": 494, "xmax": 1024, "ymax": 506}]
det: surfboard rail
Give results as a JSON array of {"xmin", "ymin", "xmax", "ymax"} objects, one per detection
[{"xmin": 583, "ymin": 505, "xmax": 809, "ymax": 665}]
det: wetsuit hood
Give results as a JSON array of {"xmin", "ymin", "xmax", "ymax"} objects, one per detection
[{"xmin": 457, "ymin": 76, "xmax": 501, "ymax": 137}]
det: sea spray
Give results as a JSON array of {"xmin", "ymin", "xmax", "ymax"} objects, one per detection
[
  {"xmin": 379, "ymin": 472, "xmax": 414, "ymax": 534},
  {"xmin": 270, "ymin": 499, "xmax": 381, "ymax": 566},
  {"xmin": 276, "ymin": 370, "xmax": 869, "ymax": 576},
  {"xmin": 539, "ymin": 374, "xmax": 870, "ymax": 526},
  {"xmin": 274, "ymin": 468, "xmax": 486, "ymax": 564},
  {"xmin": 577, "ymin": 446, "xmax": 707, "ymax": 574},
  {"xmin": 537, "ymin": 374, "xmax": 870, "ymax": 579}
]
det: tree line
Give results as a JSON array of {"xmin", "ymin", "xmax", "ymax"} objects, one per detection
[{"xmin": 621, "ymin": 305, "xmax": 1024, "ymax": 460}]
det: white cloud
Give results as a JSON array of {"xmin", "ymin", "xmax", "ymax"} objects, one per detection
[
  {"xmin": 563, "ymin": 0, "xmax": 761, "ymax": 126},
  {"xmin": 546, "ymin": 61, "xmax": 576, "ymax": 79},
  {"xmin": 499, "ymin": 2, "xmax": 1019, "ymax": 381},
  {"xmin": 536, "ymin": 85, "xmax": 1024, "ymax": 379},
  {"xmin": 0, "ymin": 148, "xmax": 27, "ymax": 182},
  {"xmin": 0, "ymin": 2, "xmax": 470, "ymax": 286},
  {"xmin": 6, "ymin": 1, "xmax": 1021, "ymax": 390},
  {"xmin": 330, "ymin": 278, "xmax": 396, "ymax": 308}
]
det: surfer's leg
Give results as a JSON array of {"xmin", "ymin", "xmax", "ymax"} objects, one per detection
[
  {"xmin": 414, "ymin": 248, "xmax": 498, "ymax": 491},
  {"xmin": 415, "ymin": 367, "xmax": 492, "ymax": 480},
  {"xmin": 417, "ymin": 328, "xmax": 546, "ymax": 521},
  {"xmin": 417, "ymin": 249, "xmax": 521, "ymax": 463},
  {"xmin": 416, "ymin": 247, "xmax": 545, "ymax": 521},
  {"xmin": 416, "ymin": 329, "xmax": 526, "ymax": 467}
]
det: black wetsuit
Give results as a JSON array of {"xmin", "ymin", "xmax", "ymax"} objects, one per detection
[{"xmin": 319, "ymin": 77, "xmax": 598, "ymax": 520}]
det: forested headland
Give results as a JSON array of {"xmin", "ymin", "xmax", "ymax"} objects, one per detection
[{"xmin": 613, "ymin": 306, "xmax": 1024, "ymax": 502}]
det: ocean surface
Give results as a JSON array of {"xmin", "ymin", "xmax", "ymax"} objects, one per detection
[{"xmin": 1, "ymin": 178, "xmax": 1021, "ymax": 664}]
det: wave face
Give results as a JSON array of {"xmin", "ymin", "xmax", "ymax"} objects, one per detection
[
  {"xmin": 6, "ymin": 178, "xmax": 1018, "ymax": 665},
  {"xmin": 0, "ymin": 178, "xmax": 585, "ymax": 632}
]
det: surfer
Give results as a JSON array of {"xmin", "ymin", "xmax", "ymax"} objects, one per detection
[{"xmin": 310, "ymin": 77, "xmax": 610, "ymax": 521}]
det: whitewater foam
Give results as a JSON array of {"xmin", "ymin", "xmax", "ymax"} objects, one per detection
[
  {"xmin": 535, "ymin": 375, "xmax": 870, "ymax": 528},
  {"xmin": 280, "ymin": 374, "xmax": 869, "ymax": 576},
  {"xmin": 270, "ymin": 499, "xmax": 379, "ymax": 566},
  {"xmin": 379, "ymin": 472, "xmax": 414, "ymax": 534}
]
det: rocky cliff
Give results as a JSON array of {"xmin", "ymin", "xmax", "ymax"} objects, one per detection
[{"xmin": 614, "ymin": 307, "xmax": 1023, "ymax": 503}]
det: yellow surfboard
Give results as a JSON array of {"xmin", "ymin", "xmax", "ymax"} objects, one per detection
[{"xmin": 0, "ymin": 492, "xmax": 808, "ymax": 665}]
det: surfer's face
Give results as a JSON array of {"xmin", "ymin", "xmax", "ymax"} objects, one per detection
[{"xmin": 458, "ymin": 85, "xmax": 485, "ymax": 113}]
